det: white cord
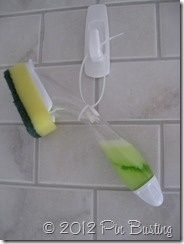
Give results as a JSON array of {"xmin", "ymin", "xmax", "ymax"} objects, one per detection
[
  {"xmin": 109, "ymin": 32, "xmax": 125, "ymax": 42},
  {"xmin": 78, "ymin": 31, "xmax": 125, "ymax": 121},
  {"xmin": 79, "ymin": 55, "xmax": 89, "ymax": 105},
  {"xmin": 78, "ymin": 104, "xmax": 90, "ymax": 121},
  {"xmin": 101, "ymin": 32, "xmax": 124, "ymax": 46},
  {"xmin": 51, "ymin": 31, "xmax": 124, "ymax": 120},
  {"xmin": 50, "ymin": 107, "xmax": 65, "ymax": 115},
  {"xmin": 78, "ymin": 55, "xmax": 106, "ymax": 121},
  {"xmin": 79, "ymin": 57, "xmax": 106, "ymax": 107}
]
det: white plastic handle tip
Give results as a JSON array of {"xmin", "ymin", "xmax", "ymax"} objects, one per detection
[{"xmin": 134, "ymin": 176, "xmax": 164, "ymax": 207}]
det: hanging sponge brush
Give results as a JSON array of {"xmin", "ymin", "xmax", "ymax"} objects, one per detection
[{"xmin": 4, "ymin": 60, "xmax": 56, "ymax": 138}]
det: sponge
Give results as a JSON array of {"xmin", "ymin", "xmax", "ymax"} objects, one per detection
[{"xmin": 4, "ymin": 62, "xmax": 56, "ymax": 138}]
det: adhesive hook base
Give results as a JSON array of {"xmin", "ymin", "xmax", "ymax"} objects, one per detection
[{"xmin": 84, "ymin": 4, "xmax": 110, "ymax": 78}]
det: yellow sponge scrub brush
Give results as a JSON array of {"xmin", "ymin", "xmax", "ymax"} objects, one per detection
[{"xmin": 4, "ymin": 60, "xmax": 56, "ymax": 138}]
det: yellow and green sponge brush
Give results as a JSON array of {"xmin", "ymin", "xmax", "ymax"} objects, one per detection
[{"xmin": 4, "ymin": 60, "xmax": 56, "ymax": 138}]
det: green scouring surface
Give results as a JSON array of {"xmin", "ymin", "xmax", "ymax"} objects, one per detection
[{"xmin": 4, "ymin": 70, "xmax": 40, "ymax": 138}]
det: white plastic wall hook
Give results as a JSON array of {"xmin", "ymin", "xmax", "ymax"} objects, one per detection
[{"xmin": 84, "ymin": 4, "xmax": 110, "ymax": 78}]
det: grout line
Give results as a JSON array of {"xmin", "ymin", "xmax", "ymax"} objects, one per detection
[
  {"xmin": 33, "ymin": 57, "xmax": 181, "ymax": 65},
  {"xmin": 155, "ymin": 2, "xmax": 162, "ymax": 58},
  {"xmin": 35, "ymin": 60, "xmax": 82, "ymax": 67},
  {"xmin": 163, "ymin": 187, "xmax": 181, "ymax": 192},
  {"xmin": 56, "ymin": 121, "xmax": 85, "ymax": 125},
  {"xmin": 0, "ymin": 181, "xmax": 35, "ymax": 187},
  {"xmin": 108, "ymin": 119, "xmax": 180, "ymax": 125},
  {"xmin": 0, "ymin": 6, "xmax": 88, "ymax": 18},
  {"xmin": 0, "ymin": 121, "xmax": 83, "ymax": 126},
  {"xmin": 38, "ymin": 13, "xmax": 45, "ymax": 64},
  {"xmin": 162, "ymin": 190, "xmax": 180, "ymax": 195},
  {"xmin": 33, "ymin": 139, "xmax": 39, "ymax": 184},
  {"xmin": 0, "ymin": 120, "xmax": 180, "ymax": 126},
  {"xmin": 0, "ymin": 180, "xmax": 180, "ymax": 193},
  {"xmin": 0, "ymin": 0, "xmax": 179, "ymax": 18},
  {"xmin": 92, "ymin": 189, "xmax": 97, "ymax": 240},
  {"xmin": 105, "ymin": 0, "xmax": 179, "ymax": 7},
  {"xmin": 0, "ymin": 57, "xmax": 180, "ymax": 70},
  {"xmin": 34, "ymin": 56, "xmax": 180, "ymax": 68},
  {"xmin": 110, "ymin": 56, "xmax": 180, "ymax": 63},
  {"xmin": 0, "ymin": 65, "xmax": 12, "ymax": 70},
  {"xmin": 159, "ymin": 123, "xmax": 164, "ymax": 189},
  {"xmin": 0, "ymin": 11, "xmax": 43, "ymax": 18},
  {"xmin": 0, "ymin": 122, "xmax": 23, "ymax": 126},
  {"xmin": 0, "ymin": 181, "xmax": 128, "ymax": 191},
  {"xmin": 0, "ymin": 61, "xmax": 81, "ymax": 70},
  {"xmin": 37, "ymin": 5, "xmax": 88, "ymax": 13}
]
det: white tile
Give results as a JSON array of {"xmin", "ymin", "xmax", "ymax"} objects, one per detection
[
  {"xmin": 0, "ymin": 0, "xmax": 96, "ymax": 14},
  {"xmin": 97, "ymin": 191, "xmax": 180, "ymax": 240},
  {"xmin": 0, "ymin": 125, "xmax": 35, "ymax": 182},
  {"xmin": 98, "ymin": 60, "xmax": 180, "ymax": 120},
  {"xmin": 42, "ymin": 10, "xmax": 87, "ymax": 62},
  {"xmin": 38, "ymin": 124, "xmax": 160, "ymax": 187},
  {"xmin": 107, "ymin": 4, "xmax": 157, "ymax": 58},
  {"xmin": 163, "ymin": 124, "xmax": 180, "ymax": 188},
  {"xmin": 0, "ymin": 15, "xmax": 41, "ymax": 66},
  {"xmin": 159, "ymin": 2, "xmax": 180, "ymax": 57},
  {"xmin": 0, "ymin": 186, "xmax": 93, "ymax": 240}
]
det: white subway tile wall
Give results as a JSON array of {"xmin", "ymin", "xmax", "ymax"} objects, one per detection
[
  {"xmin": 0, "ymin": 0, "xmax": 180, "ymax": 241},
  {"xmin": 98, "ymin": 60, "xmax": 180, "ymax": 120},
  {"xmin": 0, "ymin": 186, "xmax": 93, "ymax": 240}
]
